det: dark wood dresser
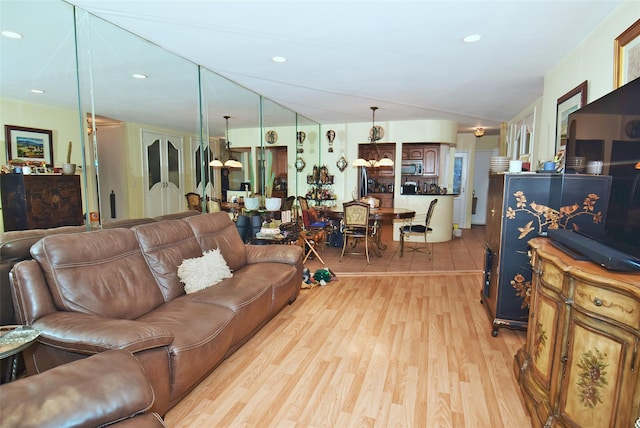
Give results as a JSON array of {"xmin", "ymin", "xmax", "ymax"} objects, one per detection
[{"xmin": 1, "ymin": 174, "xmax": 83, "ymax": 231}]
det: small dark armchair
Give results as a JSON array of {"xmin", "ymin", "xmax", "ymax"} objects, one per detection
[{"xmin": 399, "ymin": 198, "xmax": 438, "ymax": 258}]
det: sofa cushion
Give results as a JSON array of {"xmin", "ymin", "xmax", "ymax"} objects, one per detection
[
  {"xmin": 30, "ymin": 229, "xmax": 165, "ymax": 319},
  {"xmin": 133, "ymin": 220, "xmax": 203, "ymax": 301},
  {"xmin": 136, "ymin": 299, "xmax": 235, "ymax": 404},
  {"xmin": 0, "ymin": 350, "xmax": 161, "ymax": 428},
  {"xmin": 183, "ymin": 212, "xmax": 248, "ymax": 272},
  {"xmin": 178, "ymin": 249, "xmax": 233, "ymax": 294}
]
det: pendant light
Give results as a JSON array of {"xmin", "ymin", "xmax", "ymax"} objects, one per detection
[
  {"xmin": 210, "ymin": 115, "xmax": 242, "ymax": 168},
  {"xmin": 352, "ymin": 106, "xmax": 394, "ymax": 168}
]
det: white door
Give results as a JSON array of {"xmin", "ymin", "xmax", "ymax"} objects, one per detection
[
  {"xmin": 471, "ymin": 149, "xmax": 498, "ymax": 225},
  {"xmin": 452, "ymin": 152, "xmax": 468, "ymax": 228},
  {"xmin": 143, "ymin": 130, "xmax": 184, "ymax": 217}
]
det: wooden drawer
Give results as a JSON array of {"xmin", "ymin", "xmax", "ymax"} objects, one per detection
[
  {"xmin": 573, "ymin": 280, "xmax": 640, "ymax": 329},
  {"xmin": 540, "ymin": 259, "xmax": 564, "ymax": 292}
]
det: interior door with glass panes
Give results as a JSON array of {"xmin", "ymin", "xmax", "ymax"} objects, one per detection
[
  {"xmin": 452, "ymin": 152, "xmax": 468, "ymax": 228},
  {"xmin": 143, "ymin": 130, "xmax": 184, "ymax": 217}
]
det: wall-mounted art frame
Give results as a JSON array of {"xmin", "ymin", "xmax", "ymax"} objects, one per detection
[
  {"xmin": 614, "ymin": 18, "xmax": 640, "ymax": 88},
  {"xmin": 4, "ymin": 125, "xmax": 54, "ymax": 166},
  {"xmin": 555, "ymin": 81, "xmax": 587, "ymax": 150}
]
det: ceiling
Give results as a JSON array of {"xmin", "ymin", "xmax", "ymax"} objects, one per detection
[{"xmin": 3, "ymin": 1, "xmax": 624, "ymax": 135}]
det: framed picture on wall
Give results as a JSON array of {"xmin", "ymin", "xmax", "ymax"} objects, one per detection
[
  {"xmin": 614, "ymin": 18, "xmax": 640, "ymax": 88},
  {"xmin": 555, "ymin": 81, "xmax": 587, "ymax": 150},
  {"xmin": 4, "ymin": 125, "xmax": 54, "ymax": 166}
]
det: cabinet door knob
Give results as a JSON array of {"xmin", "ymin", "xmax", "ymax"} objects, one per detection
[{"xmin": 593, "ymin": 298, "xmax": 603, "ymax": 307}]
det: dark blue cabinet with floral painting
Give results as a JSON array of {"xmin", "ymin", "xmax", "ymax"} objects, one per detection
[{"xmin": 481, "ymin": 173, "xmax": 611, "ymax": 336}]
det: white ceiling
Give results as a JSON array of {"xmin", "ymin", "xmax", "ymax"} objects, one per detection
[{"xmin": 3, "ymin": 1, "xmax": 625, "ymax": 134}]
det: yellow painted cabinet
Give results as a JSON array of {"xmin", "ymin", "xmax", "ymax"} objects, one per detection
[{"xmin": 515, "ymin": 238, "xmax": 640, "ymax": 428}]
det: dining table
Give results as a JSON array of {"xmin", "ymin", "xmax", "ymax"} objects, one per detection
[{"xmin": 315, "ymin": 206, "xmax": 416, "ymax": 255}]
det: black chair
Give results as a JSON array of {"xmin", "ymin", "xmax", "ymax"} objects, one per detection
[{"xmin": 399, "ymin": 198, "xmax": 438, "ymax": 258}]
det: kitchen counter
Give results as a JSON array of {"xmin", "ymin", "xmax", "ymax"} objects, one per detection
[
  {"xmin": 393, "ymin": 194, "xmax": 454, "ymax": 242},
  {"xmin": 401, "ymin": 192, "xmax": 458, "ymax": 196}
]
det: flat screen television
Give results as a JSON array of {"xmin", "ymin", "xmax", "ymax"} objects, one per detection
[{"xmin": 555, "ymin": 76, "xmax": 640, "ymax": 272}]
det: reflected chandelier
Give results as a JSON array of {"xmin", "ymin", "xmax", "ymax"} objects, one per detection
[
  {"xmin": 352, "ymin": 106, "xmax": 394, "ymax": 168},
  {"xmin": 210, "ymin": 115, "xmax": 242, "ymax": 168}
]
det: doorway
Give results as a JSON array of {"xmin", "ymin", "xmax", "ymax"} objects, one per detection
[
  {"xmin": 471, "ymin": 149, "xmax": 498, "ymax": 225},
  {"xmin": 142, "ymin": 130, "xmax": 184, "ymax": 217},
  {"xmin": 452, "ymin": 152, "xmax": 468, "ymax": 228}
]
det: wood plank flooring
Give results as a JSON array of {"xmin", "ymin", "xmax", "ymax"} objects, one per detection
[{"xmin": 165, "ymin": 274, "xmax": 531, "ymax": 427}]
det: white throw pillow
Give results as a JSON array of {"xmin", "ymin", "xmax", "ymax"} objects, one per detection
[{"xmin": 178, "ymin": 249, "xmax": 233, "ymax": 294}]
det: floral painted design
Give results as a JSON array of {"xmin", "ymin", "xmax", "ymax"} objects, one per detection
[
  {"xmin": 533, "ymin": 322, "xmax": 547, "ymax": 361},
  {"xmin": 507, "ymin": 192, "xmax": 603, "ymax": 240},
  {"xmin": 511, "ymin": 273, "xmax": 531, "ymax": 308},
  {"xmin": 577, "ymin": 348, "xmax": 608, "ymax": 408}
]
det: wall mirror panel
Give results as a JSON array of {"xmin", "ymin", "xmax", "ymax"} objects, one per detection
[
  {"xmin": 296, "ymin": 115, "xmax": 322, "ymax": 204},
  {"xmin": 260, "ymin": 97, "xmax": 297, "ymax": 204},
  {"xmin": 1, "ymin": 1, "xmax": 311, "ymax": 231},
  {"xmin": 0, "ymin": 1, "xmax": 85, "ymax": 232},
  {"xmin": 75, "ymin": 9, "xmax": 201, "ymax": 221},
  {"xmin": 201, "ymin": 68, "xmax": 261, "ymax": 203}
]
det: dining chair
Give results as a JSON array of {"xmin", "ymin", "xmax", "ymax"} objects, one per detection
[
  {"xmin": 340, "ymin": 200, "xmax": 372, "ymax": 264},
  {"xmin": 283, "ymin": 195, "xmax": 296, "ymax": 211},
  {"xmin": 399, "ymin": 198, "xmax": 438, "ymax": 258},
  {"xmin": 185, "ymin": 192, "xmax": 203, "ymax": 212}
]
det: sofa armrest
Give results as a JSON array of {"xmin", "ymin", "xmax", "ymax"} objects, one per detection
[
  {"xmin": 0, "ymin": 350, "xmax": 166, "ymax": 428},
  {"xmin": 245, "ymin": 244, "xmax": 303, "ymax": 265},
  {"xmin": 32, "ymin": 312, "xmax": 174, "ymax": 355}
]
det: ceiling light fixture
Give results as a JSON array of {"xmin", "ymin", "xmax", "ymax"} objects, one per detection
[
  {"xmin": 132, "ymin": 73, "xmax": 148, "ymax": 79},
  {"xmin": 1, "ymin": 30, "xmax": 23, "ymax": 39},
  {"xmin": 30, "ymin": 89, "xmax": 44, "ymax": 94},
  {"xmin": 272, "ymin": 56, "xmax": 287, "ymax": 63},
  {"xmin": 474, "ymin": 127, "xmax": 485, "ymax": 138},
  {"xmin": 352, "ymin": 107, "xmax": 394, "ymax": 168},
  {"xmin": 463, "ymin": 34, "xmax": 482, "ymax": 43},
  {"xmin": 210, "ymin": 115, "xmax": 242, "ymax": 169}
]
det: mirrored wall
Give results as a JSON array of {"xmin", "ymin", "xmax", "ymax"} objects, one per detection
[{"xmin": 0, "ymin": 1, "xmax": 318, "ymax": 231}]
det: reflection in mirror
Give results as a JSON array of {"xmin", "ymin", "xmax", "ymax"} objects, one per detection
[
  {"xmin": 201, "ymin": 68, "xmax": 260, "ymax": 203},
  {"xmin": 296, "ymin": 115, "xmax": 322, "ymax": 205},
  {"xmin": 74, "ymin": 10, "xmax": 201, "ymax": 222},
  {"xmin": 0, "ymin": 1, "xmax": 85, "ymax": 232},
  {"xmin": 260, "ymin": 97, "xmax": 297, "ymax": 206}
]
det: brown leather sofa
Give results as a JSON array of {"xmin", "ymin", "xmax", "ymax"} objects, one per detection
[
  {"xmin": 0, "ymin": 213, "xmax": 201, "ymax": 326},
  {"xmin": 9, "ymin": 212, "xmax": 303, "ymax": 416},
  {"xmin": 0, "ymin": 349, "xmax": 166, "ymax": 428}
]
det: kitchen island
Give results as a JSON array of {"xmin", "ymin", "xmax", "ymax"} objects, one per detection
[{"xmin": 392, "ymin": 193, "xmax": 456, "ymax": 242}]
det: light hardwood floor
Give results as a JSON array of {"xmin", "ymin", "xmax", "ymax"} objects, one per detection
[{"xmin": 165, "ymin": 274, "xmax": 531, "ymax": 427}]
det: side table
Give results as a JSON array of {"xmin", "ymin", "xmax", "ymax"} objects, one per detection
[{"xmin": 0, "ymin": 325, "xmax": 40, "ymax": 382}]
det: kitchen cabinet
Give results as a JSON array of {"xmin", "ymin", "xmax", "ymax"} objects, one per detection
[
  {"xmin": 515, "ymin": 238, "xmax": 640, "ymax": 428},
  {"xmin": 482, "ymin": 173, "xmax": 611, "ymax": 337},
  {"xmin": 1, "ymin": 174, "xmax": 83, "ymax": 231},
  {"xmin": 359, "ymin": 143, "xmax": 395, "ymax": 178},
  {"xmin": 369, "ymin": 192, "xmax": 393, "ymax": 208},
  {"xmin": 402, "ymin": 148, "xmax": 423, "ymax": 160},
  {"xmin": 423, "ymin": 146, "xmax": 439, "ymax": 176}
]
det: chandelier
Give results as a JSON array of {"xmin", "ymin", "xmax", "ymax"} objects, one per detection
[
  {"xmin": 210, "ymin": 115, "xmax": 242, "ymax": 168},
  {"xmin": 474, "ymin": 127, "xmax": 485, "ymax": 138},
  {"xmin": 352, "ymin": 106, "xmax": 394, "ymax": 168}
]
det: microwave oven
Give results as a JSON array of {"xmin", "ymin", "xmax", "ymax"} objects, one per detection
[{"xmin": 401, "ymin": 161, "xmax": 423, "ymax": 175}]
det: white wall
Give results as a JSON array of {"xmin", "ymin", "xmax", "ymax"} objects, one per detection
[{"xmin": 522, "ymin": 2, "xmax": 640, "ymax": 162}]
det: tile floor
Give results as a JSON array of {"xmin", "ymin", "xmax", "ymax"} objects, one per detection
[{"xmin": 303, "ymin": 223, "xmax": 487, "ymax": 275}]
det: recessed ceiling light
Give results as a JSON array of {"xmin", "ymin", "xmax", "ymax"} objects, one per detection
[
  {"xmin": 1, "ymin": 30, "xmax": 23, "ymax": 39},
  {"xmin": 272, "ymin": 56, "xmax": 287, "ymax": 63},
  {"xmin": 30, "ymin": 89, "xmax": 44, "ymax": 94},
  {"xmin": 132, "ymin": 73, "xmax": 148, "ymax": 79},
  {"xmin": 463, "ymin": 34, "xmax": 482, "ymax": 43}
]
